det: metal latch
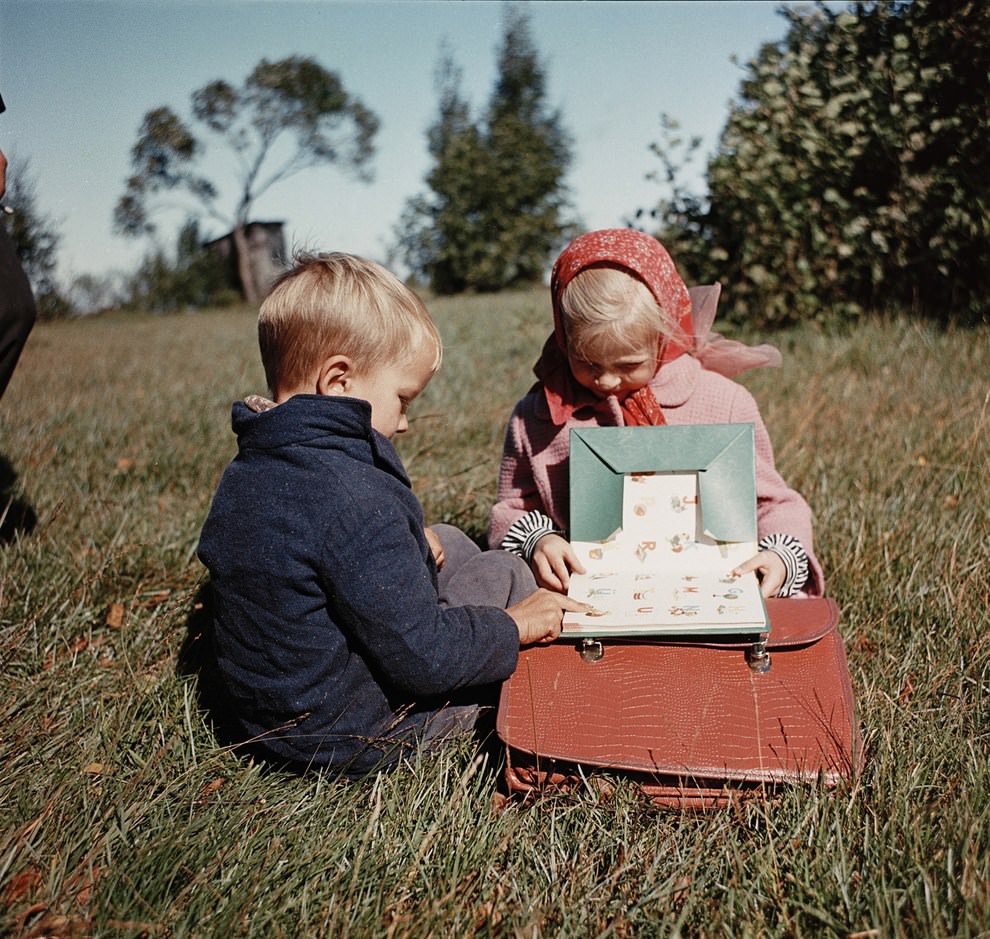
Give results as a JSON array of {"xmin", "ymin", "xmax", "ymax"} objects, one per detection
[
  {"xmin": 579, "ymin": 638, "xmax": 605, "ymax": 663},
  {"xmin": 747, "ymin": 636, "xmax": 772, "ymax": 673}
]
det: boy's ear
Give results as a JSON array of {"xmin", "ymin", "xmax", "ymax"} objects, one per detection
[{"xmin": 316, "ymin": 355, "xmax": 355, "ymax": 396}]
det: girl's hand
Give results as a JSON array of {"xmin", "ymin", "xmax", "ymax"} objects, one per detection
[
  {"xmin": 531, "ymin": 533, "xmax": 586, "ymax": 593},
  {"xmin": 732, "ymin": 550, "xmax": 786, "ymax": 598},
  {"xmin": 424, "ymin": 526, "xmax": 445, "ymax": 569}
]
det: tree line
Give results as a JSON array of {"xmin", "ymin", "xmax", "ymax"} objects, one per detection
[{"xmin": 5, "ymin": 0, "xmax": 986, "ymax": 326}]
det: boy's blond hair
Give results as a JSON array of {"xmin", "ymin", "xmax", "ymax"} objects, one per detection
[
  {"xmin": 559, "ymin": 266, "xmax": 680, "ymax": 360},
  {"xmin": 258, "ymin": 252, "xmax": 442, "ymax": 396}
]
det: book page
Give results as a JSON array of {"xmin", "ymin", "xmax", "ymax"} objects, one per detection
[{"xmin": 563, "ymin": 472, "xmax": 767, "ymax": 635}]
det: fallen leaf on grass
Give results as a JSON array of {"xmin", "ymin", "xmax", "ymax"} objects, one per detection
[
  {"xmin": 490, "ymin": 790, "xmax": 510, "ymax": 815},
  {"xmin": 943, "ymin": 493, "xmax": 960, "ymax": 509},
  {"xmin": 105, "ymin": 921, "xmax": 165, "ymax": 935},
  {"xmin": 899, "ymin": 673, "xmax": 914, "ymax": 704},
  {"xmin": 3, "ymin": 866, "xmax": 43, "ymax": 903},
  {"xmin": 105, "ymin": 603, "xmax": 125, "ymax": 629},
  {"xmin": 133, "ymin": 589, "xmax": 171, "ymax": 610},
  {"xmin": 195, "ymin": 776, "xmax": 226, "ymax": 805},
  {"xmin": 66, "ymin": 863, "xmax": 102, "ymax": 911},
  {"xmin": 82, "ymin": 763, "xmax": 109, "ymax": 776},
  {"xmin": 850, "ymin": 635, "xmax": 877, "ymax": 658},
  {"xmin": 473, "ymin": 898, "xmax": 504, "ymax": 932},
  {"xmin": 43, "ymin": 635, "xmax": 105, "ymax": 669},
  {"xmin": 22, "ymin": 911, "xmax": 91, "ymax": 938},
  {"xmin": 382, "ymin": 905, "xmax": 413, "ymax": 937},
  {"xmin": 74, "ymin": 881, "xmax": 94, "ymax": 908},
  {"xmin": 115, "ymin": 457, "xmax": 135, "ymax": 473}
]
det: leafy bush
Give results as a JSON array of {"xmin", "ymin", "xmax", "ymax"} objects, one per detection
[{"xmin": 644, "ymin": 0, "xmax": 989, "ymax": 329}]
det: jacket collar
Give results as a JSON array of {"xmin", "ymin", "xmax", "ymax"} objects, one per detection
[
  {"xmin": 231, "ymin": 394, "xmax": 410, "ymax": 486},
  {"xmin": 649, "ymin": 353, "xmax": 700, "ymax": 408}
]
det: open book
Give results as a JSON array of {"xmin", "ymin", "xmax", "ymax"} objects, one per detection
[{"xmin": 562, "ymin": 425, "xmax": 770, "ymax": 638}]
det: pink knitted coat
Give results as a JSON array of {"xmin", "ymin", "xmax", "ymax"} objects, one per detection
[{"xmin": 489, "ymin": 353, "xmax": 824, "ymax": 597}]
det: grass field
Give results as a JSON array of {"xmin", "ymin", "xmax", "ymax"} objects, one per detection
[{"xmin": 1, "ymin": 291, "xmax": 988, "ymax": 937}]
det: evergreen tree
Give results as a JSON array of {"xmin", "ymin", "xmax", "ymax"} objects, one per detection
[
  {"xmin": 395, "ymin": 47, "xmax": 491, "ymax": 294},
  {"xmin": 395, "ymin": 6, "xmax": 575, "ymax": 293}
]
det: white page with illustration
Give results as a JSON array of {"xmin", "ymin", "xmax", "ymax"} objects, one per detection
[{"xmin": 563, "ymin": 472, "xmax": 767, "ymax": 635}]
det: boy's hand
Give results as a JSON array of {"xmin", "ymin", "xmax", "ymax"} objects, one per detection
[
  {"xmin": 732, "ymin": 550, "xmax": 787, "ymax": 598},
  {"xmin": 424, "ymin": 526, "xmax": 445, "ymax": 569},
  {"xmin": 507, "ymin": 589, "xmax": 592, "ymax": 646},
  {"xmin": 531, "ymin": 533, "xmax": 586, "ymax": 593}
]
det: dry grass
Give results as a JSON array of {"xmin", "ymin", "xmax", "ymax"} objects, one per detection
[{"xmin": 1, "ymin": 298, "xmax": 987, "ymax": 937}]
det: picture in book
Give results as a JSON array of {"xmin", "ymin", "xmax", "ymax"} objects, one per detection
[{"xmin": 562, "ymin": 471, "xmax": 769, "ymax": 636}]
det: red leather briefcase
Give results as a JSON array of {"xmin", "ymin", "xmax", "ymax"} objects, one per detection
[{"xmin": 496, "ymin": 597, "xmax": 862, "ymax": 809}]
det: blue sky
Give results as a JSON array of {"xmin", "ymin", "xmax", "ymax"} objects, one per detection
[{"xmin": 1, "ymin": 0, "xmax": 817, "ymax": 285}]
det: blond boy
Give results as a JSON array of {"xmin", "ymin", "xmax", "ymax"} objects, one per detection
[{"xmin": 197, "ymin": 253, "xmax": 583, "ymax": 777}]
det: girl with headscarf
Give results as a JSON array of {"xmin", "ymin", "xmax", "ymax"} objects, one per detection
[{"xmin": 489, "ymin": 229, "xmax": 822, "ymax": 599}]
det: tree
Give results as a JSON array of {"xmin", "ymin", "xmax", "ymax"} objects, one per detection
[
  {"xmin": 627, "ymin": 114, "xmax": 706, "ymax": 278},
  {"xmin": 124, "ymin": 219, "xmax": 235, "ymax": 314},
  {"xmin": 641, "ymin": 0, "xmax": 990, "ymax": 328},
  {"xmin": 115, "ymin": 56, "xmax": 379, "ymax": 303},
  {"xmin": 3, "ymin": 155, "xmax": 70, "ymax": 319},
  {"xmin": 393, "ymin": 47, "xmax": 488, "ymax": 294},
  {"xmin": 67, "ymin": 272, "xmax": 124, "ymax": 316},
  {"xmin": 394, "ymin": 6, "xmax": 575, "ymax": 293}
]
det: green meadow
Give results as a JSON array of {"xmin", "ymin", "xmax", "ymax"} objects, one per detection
[{"xmin": 1, "ymin": 292, "xmax": 987, "ymax": 937}]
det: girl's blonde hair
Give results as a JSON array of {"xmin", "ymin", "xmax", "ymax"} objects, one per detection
[
  {"xmin": 559, "ymin": 266, "xmax": 681, "ymax": 360},
  {"xmin": 258, "ymin": 252, "xmax": 442, "ymax": 396}
]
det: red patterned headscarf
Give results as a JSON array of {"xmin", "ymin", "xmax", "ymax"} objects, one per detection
[{"xmin": 535, "ymin": 229, "xmax": 695, "ymax": 427}]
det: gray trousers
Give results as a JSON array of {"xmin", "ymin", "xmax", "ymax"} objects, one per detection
[
  {"xmin": 433, "ymin": 523, "xmax": 535, "ymax": 609},
  {"xmin": 421, "ymin": 523, "xmax": 536, "ymax": 746}
]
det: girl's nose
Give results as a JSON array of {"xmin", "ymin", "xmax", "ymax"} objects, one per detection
[{"xmin": 596, "ymin": 372, "xmax": 620, "ymax": 391}]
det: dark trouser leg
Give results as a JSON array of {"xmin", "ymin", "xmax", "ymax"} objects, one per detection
[{"xmin": 0, "ymin": 225, "xmax": 36, "ymax": 398}]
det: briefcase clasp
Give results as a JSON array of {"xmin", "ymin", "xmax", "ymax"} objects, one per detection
[
  {"xmin": 747, "ymin": 637, "xmax": 772, "ymax": 673},
  {"xmin": 579, "ymin": 638, "xmax": 605, "ymax": 663}
]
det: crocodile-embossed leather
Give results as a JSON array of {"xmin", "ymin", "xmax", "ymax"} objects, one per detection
[{"xmin": 497, "ymin": 598, "xmax": 862, "ymax": 808}]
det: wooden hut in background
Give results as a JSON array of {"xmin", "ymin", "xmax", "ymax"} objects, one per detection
[{"xmin": 205, "ymin": 221, "xmax": 288, "ymax": 304}]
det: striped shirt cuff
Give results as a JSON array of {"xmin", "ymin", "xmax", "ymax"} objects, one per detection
[
  {"xmin": 500, "ymin": 510, "xmax": 562, "ymax": 563},
  {"xmin": 758, "ymin": 533, "xmax": 810, "ymax": 597}
]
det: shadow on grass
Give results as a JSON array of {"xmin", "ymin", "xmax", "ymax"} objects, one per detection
[
  {"xmin": 176, "ymin": 580, "xmax": 244, "ymax": 754},
  {"xmin": 0, "ymin": 453, "xmax": 37, "ymax": 544},
  {"xmin": 176, "ymin": 583, "xmax": 306, "ymax": 777}
]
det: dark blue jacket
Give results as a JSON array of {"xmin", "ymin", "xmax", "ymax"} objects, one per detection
[{"xmin": 197, "ymin": 395, "xmax": 519, "ymax": 776}]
